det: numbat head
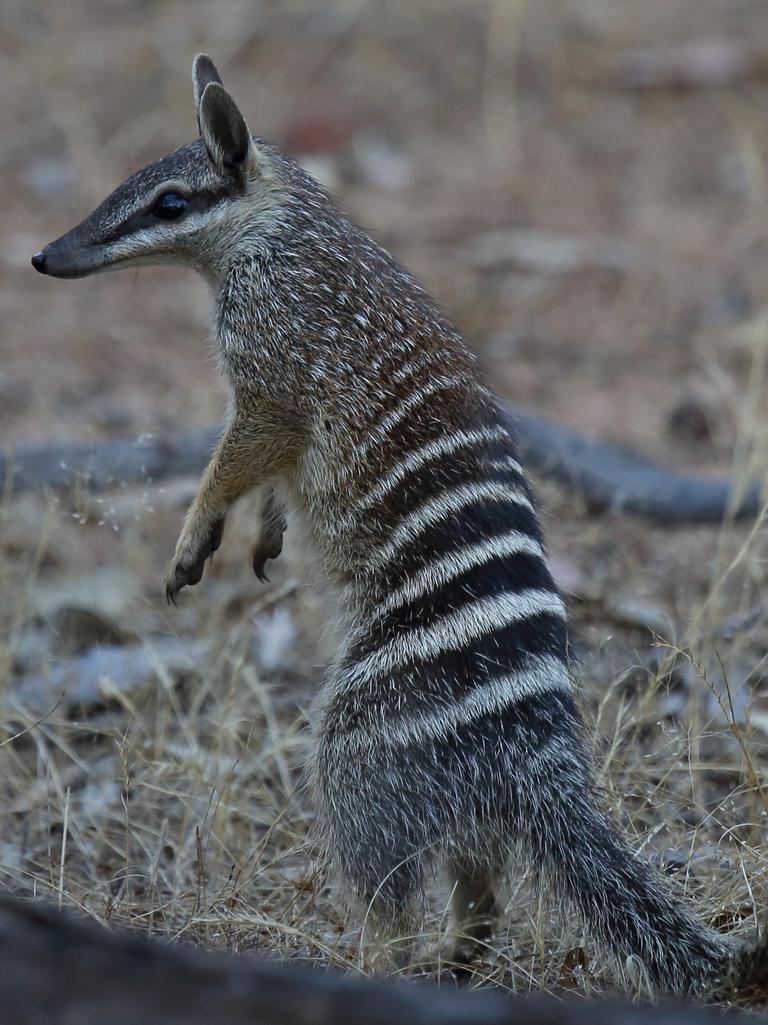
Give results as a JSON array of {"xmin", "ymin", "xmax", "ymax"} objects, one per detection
[
  {"xmin": 33, "ymin": 56, "xmax": 766, "ymax": 998},
  {"xmin": 32, "ymin": 55, "xmax": 282, "ymax": 281}
]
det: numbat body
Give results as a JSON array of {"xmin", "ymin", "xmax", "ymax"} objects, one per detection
[{"xmin": 33, "ymin": 56, "xmax": 765, "ymax": 996}]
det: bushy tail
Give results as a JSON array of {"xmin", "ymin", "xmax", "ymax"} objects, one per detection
[
  {"xmin": 523, "ymin": 772, "xmax": 763, "ymax": 997},
  {"xmin": 714, "ymin": 929, "xmax": 768, "ymax": 1002}
]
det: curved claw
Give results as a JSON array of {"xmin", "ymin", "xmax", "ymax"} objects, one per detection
[
  {"xmin": 165, "ymin": 559, "xmax": 204, "ymax": 605},
  {"xmin": 209, "ymin": 516, "xmax": 225, "ymax": 555},
  {"xmin": 251, "ymin": 548, "xmax": 271, "ymax": 583},
  {"xmin": 251, "ymin": 533, "xmax": 284, "ymax": 582},
  {"xmin": 165, "ymin": 515, "xmax": 226, "ymax": 608}
]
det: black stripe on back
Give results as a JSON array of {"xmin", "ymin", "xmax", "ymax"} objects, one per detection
[
  {"xmin": 370, "ymin": 496, "xmax": 545, "ymax": 602},
  {"xmin": 414, "ymin": 689, "xmax": 582, "ymax": 815},
  {"xmin": 327, "ymin": 678, "xmax": 579, "ymax": 797},
  {"xmin": 357, "ymin": 549, "xmax": 559, "ymax": 656},
  {"xmin": 332, "ymin": 610, "xmax": 568, "ymax": 731},
  {"xmin": 360, "ymin": 432, "xmax": 532, "ymax": 539}
]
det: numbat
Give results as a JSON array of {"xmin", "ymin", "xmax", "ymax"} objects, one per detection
[{"xmin": 33, "ymin": 55, "xmax": 766, "ymax": 996}]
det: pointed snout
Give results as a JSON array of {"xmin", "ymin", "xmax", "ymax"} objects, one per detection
[{"xmin": 29, "ymin": 235, "xmax": 107, "ymax": 280}]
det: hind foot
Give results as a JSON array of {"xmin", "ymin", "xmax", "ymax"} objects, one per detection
[{"xmin": 447, "ymin": 859, "xmax": 499, "ymax": 968}]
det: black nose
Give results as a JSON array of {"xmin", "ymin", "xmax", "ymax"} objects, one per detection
[{"xmin": 31, "ymin": 252, "xmax": 47, "ymax": 273}]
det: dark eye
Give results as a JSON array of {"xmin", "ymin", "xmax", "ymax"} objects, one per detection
[{"xmin": 151, "ymin": 192, "xmax": 190, "ymax": 220}]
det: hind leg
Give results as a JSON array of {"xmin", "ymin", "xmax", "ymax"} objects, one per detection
[
  {"xmin": 358, "ymin": 861, "xmax": 424, "ymax": 972},
  {"xmin": 448, "ymin": 858, "xmax": 500, "ymax": 967},
  {"xmin": 325, "ymin": 823, "xmax": 425, "ymax": 971},
  {"xmin": 332, "ymin": 810, "xmax": 426, "ymax": 971},
  {"xmin": 313, "ymin": 742, "xmax": 428, "ymax": 971}
]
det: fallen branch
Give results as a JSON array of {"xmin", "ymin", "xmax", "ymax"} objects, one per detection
[
  {"xmin": 0, "ymin": 894, "xmax": 743, "ymax": 1025},
  {"xmin": 508, "ymin": 411, "xmax": 763, "ymax": 523},
  {"xmin": 1, "ymin": 410, "xmax": 763, "ymax": 524},
  {"xmin": 1, "ymin": 427, "xmax": 218, "ymax": 496}
]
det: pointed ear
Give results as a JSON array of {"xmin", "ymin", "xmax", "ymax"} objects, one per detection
[
  {"xmin": 198, "ymin": 82, "xmax": 254, "ymax": 171},
  {"xmin": 192, "ymin": 54, "xmax": 223, "ymax": 122}
]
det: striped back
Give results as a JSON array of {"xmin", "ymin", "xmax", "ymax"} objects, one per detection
[{"xmin": 320, "ymin": 378, "xmax": 571, "ymax": 745}]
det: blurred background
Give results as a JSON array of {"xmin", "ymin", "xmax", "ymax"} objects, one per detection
[
  {"xmin": 5, "ymin": 0, "xmax": 768, "ymax": 460},
  {"xmin": 3, "ymin": 0, "xmax": 768, "ymax": 994}
]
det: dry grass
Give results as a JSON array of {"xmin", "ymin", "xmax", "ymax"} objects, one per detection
[
  {"xmin": 2, "ymin": 0, "xmax": 768, "ymax": 1009},
  {"xmin": 1, "ymin": 460, "xmax": 768, "ymax": 1004}
]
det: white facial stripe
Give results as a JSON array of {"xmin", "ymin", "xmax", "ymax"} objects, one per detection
[{"xmin": 106, "ymin": 211, "xmax": 212, "ymax": 256}]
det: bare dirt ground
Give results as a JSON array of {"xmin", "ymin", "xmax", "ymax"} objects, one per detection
[{"xmin": 2, "ymin": 0, "xmax": 768, "ymax": 1006}]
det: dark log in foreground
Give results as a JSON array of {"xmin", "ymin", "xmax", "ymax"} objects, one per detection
[
  {"xmin": 1, "ymin": 409, "xmax": 763, "ymax": 524},
  {"xmin": 0, "ymin": 894, "xmax": 740, "ymax": 1025}
]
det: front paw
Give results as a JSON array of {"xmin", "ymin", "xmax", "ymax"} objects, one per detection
[{"xmin": 165, "ymin": 516, "xmax": 225, "ymax": 605}]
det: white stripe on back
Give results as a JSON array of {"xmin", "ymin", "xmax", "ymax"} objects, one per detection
[
  {"xmin": 370, "ymin": 480, "xmax": 535, "ymax": 567},
  {"xmin": 485, "ymin": 458, "xmax": 526, "ymax": 472},
  {"xmin": 356, "ymin": 375, "xmax": 467, "ymax": 461},
  {"xmin": 370, "ymin": 530, "xmax": 546, "ymax": 620},
  {"xmin": 391, "ymin": 354, "xmax": 449, "ymax": 385},
  {"xmin": 391, "ymin": 358, "xmax": 428, "ymax": 384},
  {"xmin": 354, "ymin": 426, "xmax": 521, "ymax": 513},
  {"xmin": 343, "ymin": 654, "xmax": 570, "ymax": 748},
  {"xmin": 343, "ymin": 588, "xmax": 566, "ymax": 685}
]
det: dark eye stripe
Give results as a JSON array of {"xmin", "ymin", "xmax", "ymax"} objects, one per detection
[{"xmin": 99, "ymin": 185, "xmax": 233, "ymax": 245}]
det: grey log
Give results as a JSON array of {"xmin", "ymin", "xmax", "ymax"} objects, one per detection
[{"xmin": 1, "ymin": 410, "xmax": 763, "ymax": 524}]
